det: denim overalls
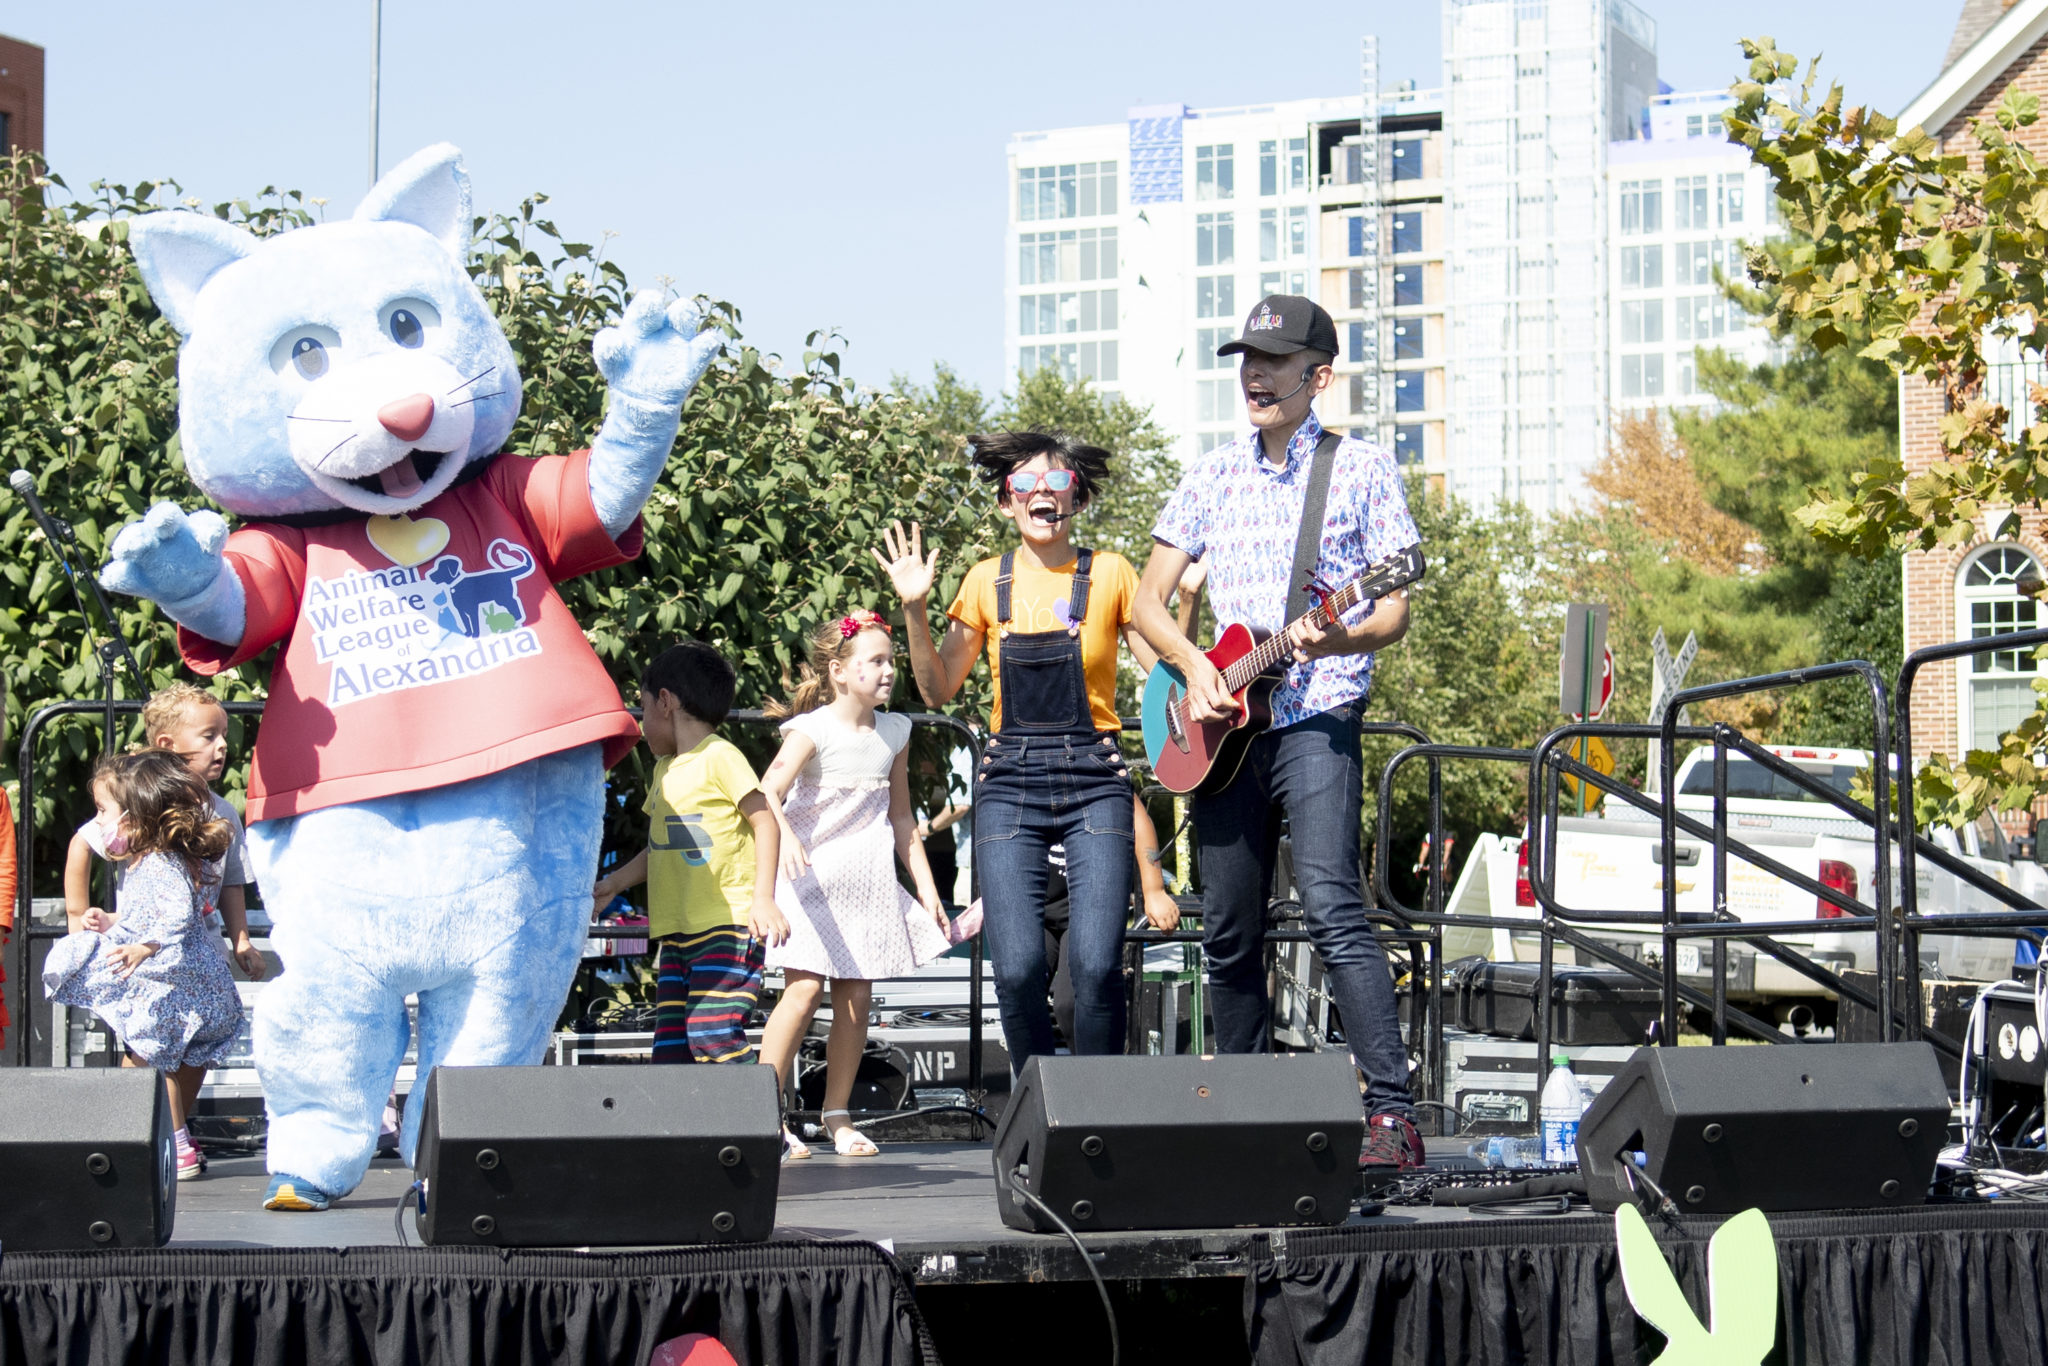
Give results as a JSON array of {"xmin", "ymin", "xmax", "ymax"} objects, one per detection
[{"xmin": 972, "ymin": 548, "xmax": 1135, "ymax": 1069}]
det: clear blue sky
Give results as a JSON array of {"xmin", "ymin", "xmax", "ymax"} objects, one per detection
[{"xmin": 4, "ymin": 1, "xmax": 1958, "ymax": 398}]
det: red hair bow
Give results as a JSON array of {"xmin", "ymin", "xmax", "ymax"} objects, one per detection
[{"xmin": 838, "ymin": 609, "xmax": 888, "ymax": 640}]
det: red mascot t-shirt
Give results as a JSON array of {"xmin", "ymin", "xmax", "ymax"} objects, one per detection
[{"xmin": 180, "ymin": 450, "xmax": 641, "ymax": 822}]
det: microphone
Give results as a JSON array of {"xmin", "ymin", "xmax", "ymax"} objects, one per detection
[
  {"xmin": 11, "ymin": 469, "xmax": 75, "ymax": 545},
  {"xmin": 1249, "ymin": 364, "xmax": 1319, "ymax": 410}
]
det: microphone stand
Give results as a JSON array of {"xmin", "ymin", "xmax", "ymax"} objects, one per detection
[
  {"xmin": 11, "ymin": 472, "xmax": 149, "ymax": 761},
  {"xmin": 12, "ymin": 470, "xmax": 156, "ymax": 952},
  {"xmin": 10, "ymin": 469, "xmax": 152, "ymax": 1030}
]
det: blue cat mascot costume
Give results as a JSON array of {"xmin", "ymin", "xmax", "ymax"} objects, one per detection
[{"xmin": 105, "ymin": 145, "xmax": 718, "ymax": 1211}]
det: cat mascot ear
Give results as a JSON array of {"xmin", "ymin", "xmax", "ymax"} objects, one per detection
[
  {"xmin": 125, "ymin": 213, "xmax": 258, "ymax": 336},
  {"xmin": 356, "ymin": 142, "xmax": 473, "ymax": 260}
]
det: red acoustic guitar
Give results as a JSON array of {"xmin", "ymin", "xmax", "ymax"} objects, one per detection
[{"xmin": 1139, "ymin": 545, "xmax": 1425, "ymax": 794}]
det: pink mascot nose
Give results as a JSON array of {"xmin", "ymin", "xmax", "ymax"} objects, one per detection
[{"xmin": 377, "ymin": 393, "xmax": 436, "ymax": 443}]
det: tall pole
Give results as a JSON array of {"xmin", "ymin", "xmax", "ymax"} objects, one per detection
[
  {"xmin": 368, "ymin": 0, "xmax": 382, "ymax": 187},
  {"xmin": 1579, "ymin": 626, "xmax": 1596, "ymax": 816},
  {"xmin": 1356, "ymin": 35, "xmax": 1382, "ymax": 445}
]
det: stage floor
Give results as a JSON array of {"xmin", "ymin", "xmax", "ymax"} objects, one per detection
[{"xmin": 170, "ymin": 1140, "xmax": 1505, "ymax": 1285}]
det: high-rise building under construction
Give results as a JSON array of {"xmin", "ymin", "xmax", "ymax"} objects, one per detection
[
  {"xmin": 1001, "ymin": 1, "xmax": 1778, "ymax": 507},
  {"xmin": 1441, "ymin": 0, "xmax": 1655, "ymax": 510}
]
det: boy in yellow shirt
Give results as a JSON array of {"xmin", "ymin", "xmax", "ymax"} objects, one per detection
[{"xmin": 593, "ymin": 641, "xmax": 788, "ymax": 1063}]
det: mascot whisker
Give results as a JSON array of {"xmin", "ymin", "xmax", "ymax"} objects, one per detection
[{"xmin": 106, "ymin": 144, "xmax": 719, "ymax": 1212}]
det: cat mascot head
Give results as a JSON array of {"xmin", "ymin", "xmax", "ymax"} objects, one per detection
[{"xmin": 126, "ymin": 143, "xmax": 518, "ymax": 521}]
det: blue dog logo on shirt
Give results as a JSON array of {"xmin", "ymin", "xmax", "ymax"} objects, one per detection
[
  {"xmin": 423, "ymin": 538, "xmax": 535, "ymax": 638},
  {"xmin": 651, "ymin": 813, "xmax": 712, "ymax": 867}
]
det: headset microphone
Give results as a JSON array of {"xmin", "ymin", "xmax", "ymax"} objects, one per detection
[{"xmin": 1249, "ymin": 363, "xmax": 1320, "ymax": 410}]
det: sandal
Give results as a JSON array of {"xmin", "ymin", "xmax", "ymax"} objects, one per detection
[
  {"xmin": 821, "ymin": 1109, "xmax": 878, "ymax": 1157},
  {"xmin": 782, "ymin": 1127, "xmax": 812, "ymax": 1162}
]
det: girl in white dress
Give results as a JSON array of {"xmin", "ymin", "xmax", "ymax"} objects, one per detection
[{"xmin": 757, "ymin": 611, "xmax": 952, "ymax": 1158}]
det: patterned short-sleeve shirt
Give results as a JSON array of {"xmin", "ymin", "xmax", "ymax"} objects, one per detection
[{"xmin": 1150, "ymin": 410, "xmax": 1419, "ymax": 730}]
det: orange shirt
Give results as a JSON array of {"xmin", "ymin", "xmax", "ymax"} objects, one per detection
[
  {"xmin": 947, "ymin": 550, "xmax": 1137, "ymax": 733},
  {"xmin": 180, "ymin": 451, "xmax": 641, "ymax": 821}
]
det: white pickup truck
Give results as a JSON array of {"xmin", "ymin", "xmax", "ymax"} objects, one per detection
[{"xmin": 1442, "ymin": 746, "xmax": 2034, "ymax": 1012}]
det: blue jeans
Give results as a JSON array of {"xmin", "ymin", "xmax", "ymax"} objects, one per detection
[
  {"xmin": 1192, "ymin": 703, "xmax": 1415, "ymax": 1119},
  {"xmin": 974, "ymin": 733, "xmax": 1135, "ymax": 1069}
]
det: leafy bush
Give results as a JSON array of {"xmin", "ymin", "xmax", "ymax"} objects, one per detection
[{"xmin": 0, "ymin": 154, "xmax": 1006, "ymax": 894}]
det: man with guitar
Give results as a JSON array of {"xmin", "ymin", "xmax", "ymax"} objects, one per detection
[{"xmin": 1135, "ymin": 295, "xmax": 1426, "ymax": 1170}]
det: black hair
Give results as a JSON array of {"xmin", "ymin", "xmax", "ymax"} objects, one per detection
[
  {"xmin": 966, "ymin": 429, "xmax": 1113, "ymax": 510},
  {"xmin": 642, "ymin": 640, "xmax": 737, "ymax": 725}
]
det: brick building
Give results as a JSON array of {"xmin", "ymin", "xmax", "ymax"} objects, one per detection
[
  {"xmin": 1897, "ymin": 1, "xmax": 2048, "ymax": 787},
  {"xmin": 0, "ymin": 33, "xmax": 42, "ymax": 159}
]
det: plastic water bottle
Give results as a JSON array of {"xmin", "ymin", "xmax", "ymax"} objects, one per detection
[
  {"xmin": 1466, "ymin": 1135, "xmax": 1546, "ymax": 1169},
  {"xmin": 1540, "ymin": 1054, "xmax": 1584, "ymax": 1165}
]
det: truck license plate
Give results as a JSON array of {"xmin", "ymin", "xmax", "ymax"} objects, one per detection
[{"xmin": 1676, "ymin": 944, "xmax": 1702, "ymax": 975}]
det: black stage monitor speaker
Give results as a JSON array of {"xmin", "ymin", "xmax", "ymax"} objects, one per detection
[
  {"xmin": 1576, "ymin": 1042, "xmax": 1950, "ymax": 1214},
  {"xmin": 992, "ymin": 1053, "xmax": 1363, "ymax": 1233},
  {"xmin": 415, "ymin": 1064, "xmax": 781, "ymax": 1246},
  {"xmin": 0, "ymin": 1069, "xmax": 175, "ymax": 1250}
]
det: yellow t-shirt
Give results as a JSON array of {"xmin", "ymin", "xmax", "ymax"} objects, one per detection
[
  {"xmin": 643, "ymin": 736, "xmax": 761, "ymax": 938},
  {"xmin": 947, "ymin": 550, "xmax": 1136, "ymax": 733}
]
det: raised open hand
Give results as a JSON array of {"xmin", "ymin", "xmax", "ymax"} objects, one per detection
[
  {"xmin": 102, "ymin": 501, "xmax": 245, "ymax": 644},
  {"xmin": 104, "ymin": 502, "xmax": 230, "ymax": 605},
  {"xmin": 593, "ymin": 290, "xmax": 723, "ymax": 409},
  {"xmin": 870, "ymin": 520, "xmax": 940, "ymax": 605}
]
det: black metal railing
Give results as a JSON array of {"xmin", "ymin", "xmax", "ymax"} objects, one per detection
[
  {"xmin": 1894, "ymin": 627, "xmax": 2048, "ymax": 1041},
  {"xmin": 18, "ymin": 627, "xmax": 2048, "ymax": 1127},
  {"xmin": 8, "ymin": 700, "xmax": 987, "ymax": 1074}
]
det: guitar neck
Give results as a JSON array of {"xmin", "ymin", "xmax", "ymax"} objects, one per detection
[{"xmin": 1219, "ymin": 580, "xmax": 1365, "ymax": 693}]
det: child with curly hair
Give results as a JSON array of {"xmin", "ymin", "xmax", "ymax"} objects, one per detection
[
  {"xmin": 65, "ymin": 683, "xmax": 264, "ymax": 980},
  {"xmin": 44, "ymin": 749, "xmax": 247, "ymax": 1180}
]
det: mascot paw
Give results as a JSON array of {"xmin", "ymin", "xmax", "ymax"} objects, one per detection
[
  {"xmin": 103, "ymin": 502, "xmax": 231, "ymax": 605},
  {"xmin": 593, "ymin": 289, "xmax": 723, "ymax": 409},
  {"xmin": 261, "ymin": 1172, "xmax": 333, "ymax": 1212}
]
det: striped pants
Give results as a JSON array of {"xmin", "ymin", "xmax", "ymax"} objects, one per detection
[{"xmin": 652, "ymin": 927, "xmax": 765, "ymax": 1064}]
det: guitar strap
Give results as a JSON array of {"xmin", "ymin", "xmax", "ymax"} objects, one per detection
[{"xmin": 1283, "ymin": 430, "xmax": 1343, "ymax": 624}]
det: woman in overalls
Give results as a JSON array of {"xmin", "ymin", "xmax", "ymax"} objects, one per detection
[{"xmin": 872, "ymin": 430, "xmax": 1157, "ymax": 1068}]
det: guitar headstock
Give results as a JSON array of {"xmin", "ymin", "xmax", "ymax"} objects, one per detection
[{"xmin": 1357, "ymin": 544, "xmax": 1425, "ymax": 601}]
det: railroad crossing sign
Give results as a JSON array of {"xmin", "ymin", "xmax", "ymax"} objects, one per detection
[
  {"xmin": 1650, "ymin": 627, "xmax": 1699, "ymax": 713},
  {"xmin": 1646, "ymin": 628, "xmax": 1700, "ymax": 790}
]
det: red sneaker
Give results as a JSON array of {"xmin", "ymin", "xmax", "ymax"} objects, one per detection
[
  {"xmin": 1359, "ymin": 1112, "xmax": 1426, "ymax": 1170},
  {"xmin": 176, "ymin": 1144, "xmax": 204, "ymax": 1182}
]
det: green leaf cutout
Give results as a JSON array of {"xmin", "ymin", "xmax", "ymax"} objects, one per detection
[{"xmin": 1614, "ymin": 1204, "xmax": 1778, "ymax": 1366}]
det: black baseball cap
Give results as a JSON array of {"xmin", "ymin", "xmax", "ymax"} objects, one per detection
[{"xmin": 1216, "ymin": 294, "xmax": 1341, "ymax": 360}]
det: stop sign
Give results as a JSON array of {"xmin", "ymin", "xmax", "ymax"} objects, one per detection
[{"xmin": 1567, "ymin": 647, "xmax": 1613, "ymax": 721}]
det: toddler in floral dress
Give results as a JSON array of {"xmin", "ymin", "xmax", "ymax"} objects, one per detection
[
  {"xmin": 757, "ymin": 611, "xmax": 951, "ymax": 1158},
  {"xmin": 44, "ymin": 750, "xmax": 246, "ymax": 1180}
]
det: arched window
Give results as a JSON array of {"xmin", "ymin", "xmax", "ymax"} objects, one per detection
[{"xmin": 1957, "ymin": 545, "xmax": 2040, "ymax": 751}]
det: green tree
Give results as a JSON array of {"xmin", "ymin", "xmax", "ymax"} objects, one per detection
[
  {"xmin": 1679, "ymin": 344, "xmax": 1898, "ymax": 612},
  {"xmin": 1364, "ymin": 483, "xmax": 1556, "ymax": 901},
  {"xmin": 0, "ymin": 158, "xmax": 313, "ymax": 849},
  {"xmin": 890, "ymin": 362, "xmax": 989, "ymax": 450},
  {"xmin": 1780, "ymin": 554, "xmax": 1903, "ymax": 749},
  {"xmin": 0, "ymin": 155, "xmax": 995, "ymax": 899},
  {"xmin": 1666, "ymin": 284, "xmax": 1903, "ymax": 748},
  {"xmin": 1730, "ymin": 38, "xmax": 2048, "ymax": 822}
]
